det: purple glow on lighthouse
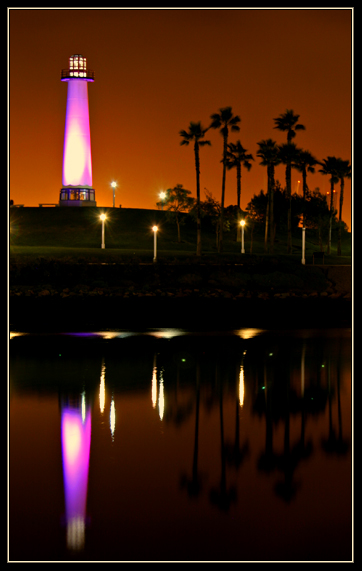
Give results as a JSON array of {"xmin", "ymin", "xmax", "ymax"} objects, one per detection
[
  {"xmin": 59, "ymin": 55, "xmax": 96, "ymax": 206},
  {"xmin": 62, "ymin": 80, "xmax": 93, "ymax": 187}
]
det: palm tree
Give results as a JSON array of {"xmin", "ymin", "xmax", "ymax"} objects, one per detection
[
  {"xmin": 318, "ymin": 156, "xmax": 340, "ymax": 254},
  {"xmin": 179, "ymin": 122, "xmax": 211, "ymax": 256},
  {"xmin": 256, "ymin": 139, "xmax": 280, "ymax": 253},
  {"xmin": 209, "ymin": 107, "xmax": 241, "ymax": 253},
  {"xmin": 294, "ymin": 150, "xmax": 318, "ymax": 227},
  {"xmin": 278, "ymin": 142, "xmax": 301, "ymax": 254},
  {"xmin": 273, "ymin": 108, "xmax": 306, "ymax": 144},
  {"xmin": 225, "ymin": 141, "xmax": 254, "ymax": 210},
  {"xmin": 180, "ymin": 361, "xmax": 202, "ymax": 498},
  {"xmin": 274, "ymin": 110, "xmax": 305, "ymax": 254},
  {"xmin": 335, "ymin": 158, "xmax": 351, "ymax": 255}
]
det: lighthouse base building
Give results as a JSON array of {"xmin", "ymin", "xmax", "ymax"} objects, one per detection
[
  {"xmin": 59, "ymin": 55, "xmax": 96, "ymax": 207},
  {"xmin": 59, "ymin": 187, "xmax": 96, "ymax": 207}
]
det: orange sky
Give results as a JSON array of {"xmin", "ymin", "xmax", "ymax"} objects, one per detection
[{"xmin": 9, "ymin": 8, "xmax": 352, "ymax": 230}]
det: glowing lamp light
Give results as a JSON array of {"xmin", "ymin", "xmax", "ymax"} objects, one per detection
[
  {"xmin": 110, "ymin": 181, "xmax": 117, "ymax": 208},
  {"xmin": 159, "ymin": 191, "xmax": 166, "ymax": 210}
]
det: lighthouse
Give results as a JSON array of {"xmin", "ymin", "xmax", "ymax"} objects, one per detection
[{"xmin": 59, "ymin": 55, "xmax": 96, "ymax": 206}]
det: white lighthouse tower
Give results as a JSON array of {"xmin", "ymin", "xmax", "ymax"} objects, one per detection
[{"xmin": 59, "ymin": 54, "xmax": 96, "ymax": 206}]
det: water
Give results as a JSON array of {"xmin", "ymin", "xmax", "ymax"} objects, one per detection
[{"xmin": 9, "ymin": 328, "xmax": 352, "ymax": 562}]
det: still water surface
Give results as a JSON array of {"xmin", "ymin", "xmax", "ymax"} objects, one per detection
[{"xmin": 9, "ymin": 328, "xmax": 352, "ymax": 562}]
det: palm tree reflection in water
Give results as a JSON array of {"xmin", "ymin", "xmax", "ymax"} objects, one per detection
[{"xmin": 55, "ymin": 332, "xmax": 350, "ymax": 558}]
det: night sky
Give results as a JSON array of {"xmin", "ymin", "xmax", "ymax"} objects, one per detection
[{"xmin": 9, "ymin": 8, "xmax": 352, "ymax": 230}]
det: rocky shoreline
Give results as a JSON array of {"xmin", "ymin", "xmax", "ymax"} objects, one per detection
[
  {"xmin": 9, "ymin": 293, "xmax": 351, "ymax": 332},
  {"xmin": 9, "ymin": 262, "xmax": 352, "ymax": 331}
]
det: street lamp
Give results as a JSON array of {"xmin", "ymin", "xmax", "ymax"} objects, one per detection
[
  {"xmin": 152, "ymin": 225, "xmax": 158, "ymax": 262},
  {"xmin": 111, "ymin": 182, "xmax": 117, "ymax": 208},
  {"xmin": 301, "ymin": 227, "xmax": 306, "ymax": 265},
  {"xmin": 100, "ymin": 213, "xmax": 107, "ymax": 249},
  {"xmin": 159, "ymin": 191, "xmax": 166, "ymax": 210},
  {"xmin": 240, "ymin": 220, "xmax": 245, "ymax": 254}
]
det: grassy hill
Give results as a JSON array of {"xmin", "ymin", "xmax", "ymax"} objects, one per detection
[
  {"xmin": 9, "ymin": 206, "xmax": 352, "ymax": 264},
  {"xmin": 9, "ymin": 207, "xmax": 351, "ymax": 330}
]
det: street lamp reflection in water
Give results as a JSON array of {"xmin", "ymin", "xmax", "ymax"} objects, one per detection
[{"xmin": 239, "ymin": 365, "xmax": 245, "ymax": 407}]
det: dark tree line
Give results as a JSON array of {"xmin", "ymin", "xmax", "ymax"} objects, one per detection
[{"xmin": 159, "ymin": 108, "xmax": 350, "ymax": 256}]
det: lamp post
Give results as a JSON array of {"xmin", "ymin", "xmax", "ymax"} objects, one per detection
[
  {"xmin": 240, "ymin": 220, "xmax": 245, "ymax": 254},
  {"xmin": 100, "ymin": 213, "xmax": 106, "ymax": 249},
  {"xmin": 111, "ymin": 182, "xmax": 117, "ymax": 208},
  {"xmin": 153, "ymin": 226, "xmax": 158, "ymax": 262},
  {"xmin": 301, "ymin": 227, "xmax": 306, "ymax": 265},
  {"xmin": 159, "ymin": 192, "xmax": 166, "ymax": 210}
]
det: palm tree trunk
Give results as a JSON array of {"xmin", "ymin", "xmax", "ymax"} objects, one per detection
[
  {"xmin": 286, "ymin": 163, "xmax": 292, "ymax": 254},
  {"xmin": 237, "ymin": 163, "xmax": 241, "ymax": 242},
  {"xmin": 328, "ymin": 181, "xmax": 334, "ymax": 255},
  {"xmin": 264, "ymin": 188, "xmax": 270, "ymax": 253},
  {"xmin": 302, "ymin": 168, "xmax": 307, "ymax": 228},
  {"xmin": 236, "ymin": 163, "xmax": 241, "ymax": 210},
  {"xmin": 218, "ymin": 134, "xmax": 228, "ymax": 253},
  {"xmin": 270, "ymin": 165, "xmax": 275, "ymax": 254},
  {"xmin": 337, "ymin": 178, "xmax": 344, "ymax": 256},
  {"xmin": 194, "ymin": 142, "xmax": 202, "ymax": 256}
]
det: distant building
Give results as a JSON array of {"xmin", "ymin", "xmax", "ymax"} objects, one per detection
[{"xmin": 59, "ymin": 55, "xmax": 96, "ymax": 206}]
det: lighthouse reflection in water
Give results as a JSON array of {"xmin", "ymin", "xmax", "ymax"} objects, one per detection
[
  {"xmin": 61, "ymin": 394, "xmax": 91, "ymax": 551},
  {"xmin": 9, "ymin": 329, "xmax": 352, "ymax": 562}
]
